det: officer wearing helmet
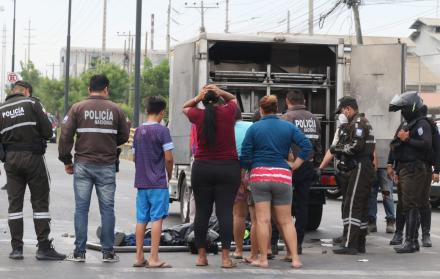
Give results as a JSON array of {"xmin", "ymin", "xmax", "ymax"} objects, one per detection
[{"xmin": 387, "ymin": 91, "xmax": 432, "ymax": 253}]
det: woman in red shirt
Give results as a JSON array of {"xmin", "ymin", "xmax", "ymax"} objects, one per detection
[{"xmin": 183, "ymin": 84, "xmax": 240, "ymax": 268}]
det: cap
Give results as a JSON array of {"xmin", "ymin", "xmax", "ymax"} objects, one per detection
[
  {"xmin": 335, "ymin": 96, "xmax": 358, "ymax": 114},
  {"xmin": 14, "ymin": 80, "xmax": 33, "ymax": 95}
]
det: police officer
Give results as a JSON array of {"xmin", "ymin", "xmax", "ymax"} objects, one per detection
[
  {"xmin": 331, "ymin": 96, "xmax": 376, "ymax": 255},
  {"xmin": 388, "ymin": 101, "xmax": 438, "ymax": 250},
  {"xmin": 0, "ymin": 80, "xmax": 66, "ymax": 260},
  {"xmin": 388, "ymin": 91, "xmax": 432, "ymax": 253},
  {"xmin": 281, "ymin": 89, "xmax": 321, "ymax": 255}
]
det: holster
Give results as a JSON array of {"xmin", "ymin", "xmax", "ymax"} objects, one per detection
[{"xmin": 115, "ymin": 148, "xmax": 122, "ymax": 173}]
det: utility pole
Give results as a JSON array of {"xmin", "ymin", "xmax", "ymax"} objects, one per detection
[
  {"xmin": 134, "ymin": 0, "xmax": 142, "ymax": 127},
  {"xmin": 24, "ymin": 19, "xmax": 35, "ymax": 65},
  {"xmin": 117, "ymin": 31, "xmax": 135, "ymax": 74},
  {"xmin": 64, "ymin": 0, "xmax": 72, "ymax": 116},
  {"xmin": 225, "ymin": 0, "xmax": 229, "ymax": 33},
  {"xmin": 46, "ymin": 63, "xmax": 60, "ymax": 80},
  {"xmin": 351, "ymin": 0, "xmax": 363, "ymax": 45},
  {"xmin": 144, "ymin": 32, "xmax": 148, "ymax": 60},
  {"xmin": 166, "ymin": 0, "xmax": 171, "ymax": 54},
  {"xmin": 308, "ymin": 0, "xmax": 314, "ymax": 35},
  {"xmin": 1, "ymin": 24, "xmax": 6, "ymax": 102},
  {"xmin": 185, "ymin": 1, "xmax": 219, "ymax": 33},
  {"xmin": 101, "ymin": 0, "xmax": 108, "ymax": 60},
  {"xmin": 437, "ymin": 0, "xmax": 439, "ymax": 18},
  {"xmin": 11, "ymin": 0, "xmax": 16, "ymax": 72},
  {"xmin": 150, "ymin": 14, "xmax": 155, "ymax": 51},
  {"xmin": 287, "ymin": 10, "xmax": 291, "ymax": 33}
]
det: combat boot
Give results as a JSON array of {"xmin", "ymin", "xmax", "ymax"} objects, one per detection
[
  {"xmin": 36, "ymin": 239, "xmax": 66, "ymax": 261},
  {"xmin": 395, "ymin": 209, "xmax": 418, "ymax": 254},
  {"xmin": 9, "ymin": 247, "xmax": 24, "ymax": 260},
  {"xmin": 390, "ymin": 210, "xmax": 404, "ymax": 245},
  {"xmin": 357, "ymin": 231, "xmax": 366, "ymax": 254},
  {"xmin": 386, "ymin": 219, "xmax": 395, "ymax": 234},
  {"xmin": 420, "ymin": 208, "xmax": 432, "ymax": 247},
  {"xmin": 367, "ymin": 217, "xmax": 377, "ymax": 233}
]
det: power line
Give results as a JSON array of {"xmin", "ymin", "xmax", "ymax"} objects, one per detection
[
  {"xmin": 185, "ymin": 1, "xmax": 220, "ymax": 33},
  {"xmin": 24, "ymin": 19, "xmax": 35, "ymax": 65}
]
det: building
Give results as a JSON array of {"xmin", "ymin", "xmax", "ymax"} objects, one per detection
[{"xmin": 59, "ymin": 47, "xmax": 167, "ymax": 78}]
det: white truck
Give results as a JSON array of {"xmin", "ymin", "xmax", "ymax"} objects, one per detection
[{"xmin": 167, "ymin": 33, "xmax": 406, "ymax": 228}]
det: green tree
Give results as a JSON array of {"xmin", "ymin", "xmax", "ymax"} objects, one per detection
[
  {"xmin": 81, "ymin": 62, "xmax": 130, "ymax": 104},
  {"xmin": 141, "ymin": 58, "xmax": 169, "ymax": 102},
  {"xmin": 19, "ymin": 61, "xmax": 41, "ymax": 89}
]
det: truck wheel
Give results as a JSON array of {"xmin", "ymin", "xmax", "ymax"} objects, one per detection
[
  {"xmin": 307, "ymin": 204, "xmax": 323, "ymax": 231},
  {"xmin": 326, "ymin": 188, "xmax": 342, "ymax": 199},
  {"xmin": 179, "ymin": 175, "xmax": 192, "ymax": 224}
]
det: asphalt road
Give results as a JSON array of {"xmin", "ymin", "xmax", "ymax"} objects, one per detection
[{"xmin": 1, "ymin": 144, "xmax": 440, "ymax": 279}]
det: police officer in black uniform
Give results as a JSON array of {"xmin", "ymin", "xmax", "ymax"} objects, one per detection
[
  {"xmin": 331, "ymin": 96, "xmax": 376, "ymax": 255},
  {"xmin": 388, "ymin": 92, "xmax": 433, "ymax": 253},
  {"xmin": 0, "ymin": 81, "xmax": 65, "ymax": 260},
  {"xmin": 281, "ymin": 89, "xmax": 322, "ymax": 255}
]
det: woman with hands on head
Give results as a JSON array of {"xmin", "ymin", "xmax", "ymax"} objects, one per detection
[{"xmin": 182, "ymin": 84, "xmax": 241, "ymax": 268}]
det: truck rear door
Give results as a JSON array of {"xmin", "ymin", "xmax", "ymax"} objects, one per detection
[{"xmin": 349, "ymin": 44, "xmax": 406, "ymax": 168}]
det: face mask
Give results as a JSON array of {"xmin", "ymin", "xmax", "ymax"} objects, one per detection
[{"xmin": 338, "ymin": 113, "xmax": 348, "ymax": 125}]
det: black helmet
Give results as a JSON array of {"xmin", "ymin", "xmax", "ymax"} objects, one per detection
[{"xmin": 388, "ymin": 91, "xmax": 423, "ymax": 112}]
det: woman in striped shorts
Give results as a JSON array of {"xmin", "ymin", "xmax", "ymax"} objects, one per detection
[{"xmin": 240, "ymin": 95, "xmax": 312, "ymax": 269}]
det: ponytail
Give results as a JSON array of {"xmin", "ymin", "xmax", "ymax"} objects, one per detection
[{"xmin": 202, "ymin": 91, "xmax": 219, "ymax": 148}]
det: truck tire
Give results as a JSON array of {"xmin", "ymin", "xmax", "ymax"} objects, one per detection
[
  {"xmin": 179, "ymin": 175, "xmax": 192, "ymax": 224},
  {"xmin": 307, "ymin": 203, "xmax": 323, "ymax": 231},
  {"xmin": 326, "ymin": 188, "xmax": 342, "ymax": 199}
]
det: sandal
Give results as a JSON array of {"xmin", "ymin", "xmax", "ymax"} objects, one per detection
[
  {"xmin": 132, "ymin": 259, "xmax": 147, "ymax": 267},
  {"xmin": 145, "ymin": 262, "xmax": 172, "ymax": 268},
  {"xmin": 221, "ymin": 260, "xmax": 237, "ymax": 268}
]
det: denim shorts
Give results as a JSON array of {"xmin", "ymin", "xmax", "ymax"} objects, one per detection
[{"xmin": 136, "ymin": 188, "xmax": 169, "ymax": 224}]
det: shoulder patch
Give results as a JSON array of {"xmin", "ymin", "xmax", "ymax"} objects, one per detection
[
  {"xmin": 418, "ymin": 127, "xmax": 423, "ymax": 136},
  {"xmin": 356, "ymin": 128, "xmax": 363, "ymax": 137}
]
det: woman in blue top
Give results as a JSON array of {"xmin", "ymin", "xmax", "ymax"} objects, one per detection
[{"xmin": 240, "ymin": 95, "xmax": 312, "ymax": 269}]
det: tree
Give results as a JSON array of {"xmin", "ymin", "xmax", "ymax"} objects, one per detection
[
  {"xmin": 20, "ymin": 61, "xmax": 41, "ymax": 89},
  {"xmin": 141, "ymin": 58, "xmax": 169, "ymax": 101},
  {"xmin": 81, "ymin": 62, "xmax": 130, "ymax": 104}
]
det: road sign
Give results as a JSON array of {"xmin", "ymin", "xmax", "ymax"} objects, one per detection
[{"xmin": 7, "ymin": 72, "xmax": 19, "ymax": 84}]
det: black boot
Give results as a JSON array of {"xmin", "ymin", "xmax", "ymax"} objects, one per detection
[
  {"xmin": 394, "ymin": 209, "xmax": 418, "ymax": 254},
  {"xmin": 297, "ymin": 234, "xmax": 304, "ymax": 255},
  {"xmin": 9, "ymin": 247, "xmax": 24, "ymax": 260},
  {"xmin": 390, "ymin": 209, "xmax": 404, "ymax": 245},
  {"xmin": 36, "ymin": 239, "xmax": 66, "ymax": 261},
  {"xmin": 357, "ymin": 231, "xmax": 366, "ymax": 254},
  {"xmin": 420, "ymin": 208, "xmax": 432, "ymax": 247}
]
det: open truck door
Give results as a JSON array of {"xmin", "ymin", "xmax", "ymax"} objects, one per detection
[
  {"xmin": 168, "ymin": 42, "xmax": 197, "ymax": 223},
  {"xmin": 349, "ymin": 44, "xmax": 406, "ymax": 169}
]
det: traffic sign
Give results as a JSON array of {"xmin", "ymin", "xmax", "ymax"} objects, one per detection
[{"xmin": 7, "ymin": 72, "xmax": 19, "ymax": 84}]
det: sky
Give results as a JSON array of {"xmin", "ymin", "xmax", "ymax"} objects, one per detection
[{"xmin": 0, "ymin": 0, "xmax": 439, "ymax": 79}]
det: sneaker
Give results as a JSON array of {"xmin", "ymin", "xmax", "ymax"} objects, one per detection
[
  {"xmin": 36, "ymin": 239, "xmax": 66, "ymax": 261},
  {"xmin": 386, "ymin": 219, "xmax": 395, "ymax": 234},
  {"xmin": 9, "ymin": 247, "xmax": 24, "ymax": 260},
  {"xmin": 66, "ymin": 252, "xmax": 86, "ymax": 262},
  {"xmin": 102, "ymin": 251, "xmax": 119, "ymax": 263}
]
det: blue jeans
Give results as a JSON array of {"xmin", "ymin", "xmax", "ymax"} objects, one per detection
[
  {"xmin": 73, "ymin": 162, "xmax": 116, "ymax": 253},
  {"xmin": 368, "ymin": 169, "xmax": 395, "ymax": 221}
]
